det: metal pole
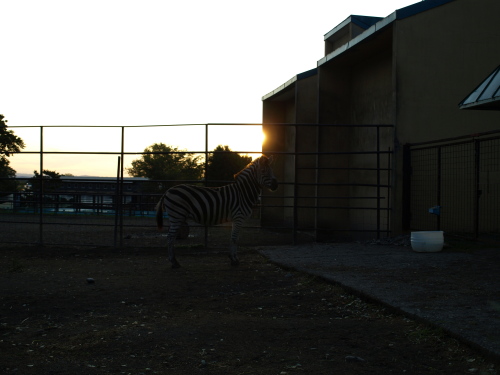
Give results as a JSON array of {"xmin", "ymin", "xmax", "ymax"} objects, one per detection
[
  {"xmin": 437, "ymin": 146, "xmax": 442, "ymax": 231},
  {"xmin": 114, "ymin": 156, "xmax": 120, "ymax": 248},
  {"xmin": 119, "ymin": 127, "xmax": 125, "ymax": 247},
  {"xmin": 293, "ymin": 124, "xmax": 298, "ymax": 245},
  {"xmin": 474, "ymin": 140, "xmax": 481, "ymax": 239},
  {"xmin": 402, "ymin": 144, "xmax": 412, "ymax": 231},
  {"xmin": 387, "ymin": 147, "xmax": 392, "ymax": 236},
  {"xmin": 314, "ymin": 124, "xmax": 320, "ymax": 242},
  {"xmin": 39, "ymin": 126, "xmax": 44, "ymax": 246},
  {"xmin": 204, "ymin": 124, "xmax": 209, "ymax": 250},
  {"xmin": 376, "ymin": 126, "xmax": 381, "ymax": 239}
]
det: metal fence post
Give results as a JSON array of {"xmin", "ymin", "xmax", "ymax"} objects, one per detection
[
  {"xmin": 119, "ymin": 126, "xmax": 125, "ymax": 247},
  {"xmin": 314, "ymin": 124, "xmax": 320, "ymax": 242},
  {"xmin": 376, "ymin": 126, "xmax": 381, "ymax": 239},
  {"xmin": 293, "ymin": 123, "xmax": 298, "ymax": 245},
  {"xmin": 39, "ymin": 126, "xmax": 44, "ymax": 246},
  {"xmin": 114, "ymin": 156, "xmax": 121, "ymax": 248},
  {"xmin": 204, "ymin": 124, "xmax": 209, "ymax": 250},
  {"xmin": 402, "ymin": 144, "xmax": 412, "ymax": 231},
  {"xmin": 474, "ymin": 140, "xmax": 481, "ymax": 239},
  {"xmin": 437, "ymin": 146, "xmax": 442, "ymax": 231}
]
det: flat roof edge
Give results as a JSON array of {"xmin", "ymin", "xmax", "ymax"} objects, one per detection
[
  {"xmin": 324, "ymin": 15, "xmax": 383, "ymax": 41},
  {"xmin": 318, "ymin": 0, "xmax": 457, "ymax": 68},
  {"xmin": 318, "ymin": 12, "xmax": 396, "ymax": 67},
  {"xmin": 395, "ymin": 0, "xmax": 456, "ymax": 19},
  {"xmin": 262, "ymin": 68, "xmax": 317, "ymax": 101}
]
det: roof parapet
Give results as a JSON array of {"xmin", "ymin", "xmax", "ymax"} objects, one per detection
[
  {"xmin": 318, "ymin": 0, "xmax": 455, "ymax": 67},
  {"xmin": 262, "ymin": 0, "xmax": 457, "ymax": 99},
  {"xmin": 262, "ymin": 69, "xmax": 317, "ymax": 101}
]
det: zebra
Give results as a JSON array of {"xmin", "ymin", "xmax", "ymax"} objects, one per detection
[{"xmin": 156, "ymin": 155, "xmax": 278, "ymax": 268}]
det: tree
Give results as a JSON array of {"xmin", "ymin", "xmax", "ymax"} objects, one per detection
[
  {"xmin": 0, "ymin": 114, "xmax": 25, "ymax": 157},
  {"xmin": 0, "ymin": 158, "xmax": 17, "ymax": 200},
  {"xmin": 0, "ymin": 114, "xmax": 25, "ymax": 198},
  {"xmin": 29, "ymin": 170, "xmax": 62, "ymax": 192},
  {"xmin": 126, "ymin": 143, "xmax": 204, "ymax": 191},
  {"xmin": 21, "ymin": 170, "xmax": 62, "ymax": 211},
  {"xmin": 205, "ymin": 145, "xmax": 252, "ymax": 187}
]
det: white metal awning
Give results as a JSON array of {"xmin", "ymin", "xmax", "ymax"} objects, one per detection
[{"xmin": 459, "ymin": 65, "xmax": 500, "ymax": 110}]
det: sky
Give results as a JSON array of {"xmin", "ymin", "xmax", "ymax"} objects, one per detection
[{"xmin": 1, "ymin": 0, "xmax": 419, "ymax": 176}]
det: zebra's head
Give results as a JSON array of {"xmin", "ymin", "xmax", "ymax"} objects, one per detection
[{"xmin": 254, "ymin": 155, "xmax": 278, "ymax": 191}]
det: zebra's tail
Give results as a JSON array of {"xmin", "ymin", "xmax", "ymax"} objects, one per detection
[{"xmin": 155, "ymin": 196, "xmax": 165, "ymax": 231}]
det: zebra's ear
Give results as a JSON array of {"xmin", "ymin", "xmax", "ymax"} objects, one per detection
[{"xmin": 268, "ymin": 155, "xmax": 275, "ymax": 165}]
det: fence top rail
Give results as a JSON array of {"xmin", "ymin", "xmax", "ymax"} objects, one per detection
[
  {"xmin": 11, "ymin": 150, "xmax": 263, "ymax": 155},
  {"xmin": 9, "ymin": 150, "xmax": 393, "ymax": 156},
  {"xmin": 7, "ymin": 123, "xmax": 265, "ymax": 128},
  {"xmin": 7, "ymin": 123, "xmax": 394, "ymax": 129},
  {"xmin": 263, "ymin": 123, "xmax": 394, "ymax": 127},
  {"xmin": 408, "ymin": 128, "xmax": 500, "ymax": 148}
]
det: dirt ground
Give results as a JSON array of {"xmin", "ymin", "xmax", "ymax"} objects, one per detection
[{"xmin": 0, "ymin": 244, "xmax": 498, "ymax": 375}]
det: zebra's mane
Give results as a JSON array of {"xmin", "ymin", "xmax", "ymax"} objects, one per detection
[{"xmin": 233, "ymin": 155, "xmax": 268, "ymax": 181}]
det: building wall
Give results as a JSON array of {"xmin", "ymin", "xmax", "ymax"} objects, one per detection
[
  {"xmin": 350, "ymin": 49, "xmax": 393, "ymax": 125},
  {"xmin": 262, "ymin": 74, "xmax": 318, "ymax": 228},
  {"xmin": 262, "ymin": 99, "xmax": 289, "ymax": 226},
  {"xmin": 392, "ymin": 0, "xmax": 500, "ymax": 234},
  {"xmin": 316, "ymin": 61, "xmax": 352, "ymax": 237},
  {"xmin": 317, "ymin": 31, "xmax": 395, "ymax": 239},
  {"xmin": 348, "ymin": 48, "xmax": 394, "ymax": 236},
  {"xmin": 294, "ymin": 76, "xmax": 319, "ymax": 228},
  {"xmin": 394, "ymin": 0, "xmax": 500, "ymax": 144},
  {"xmin": 262, "ymin": 0, "xmax": 500, "ymax": 238}
]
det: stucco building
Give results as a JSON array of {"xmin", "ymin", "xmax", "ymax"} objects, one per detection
[{"xmin": 261, "ymin": 0, "xmax": 500, "ymax": 240}]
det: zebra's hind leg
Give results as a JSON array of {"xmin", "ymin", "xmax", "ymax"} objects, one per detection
[
  {"xmin": 229, "ymin": 241, "xmax": 239, "ymax": 266},
  {"xmin": 167, "ymin": 234, "xmax": 180, "ymax": 268},
  {"xmin": 229, "ymin": 220, "xmax": 242, "ymax": 266}
]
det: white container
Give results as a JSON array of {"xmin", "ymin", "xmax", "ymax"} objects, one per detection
[{"xmin": 410, "ymin": 231, "xmax": 444, "ymax": 252}]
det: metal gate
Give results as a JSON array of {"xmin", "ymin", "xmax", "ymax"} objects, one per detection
[{"xmin": 405, "ymin": 130, "xmax": 500, "ymax": 241}]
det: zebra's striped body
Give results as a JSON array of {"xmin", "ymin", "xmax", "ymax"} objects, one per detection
[{"xmin": 156, "ymin": 155, "xmax": 278, "ymax": 268}]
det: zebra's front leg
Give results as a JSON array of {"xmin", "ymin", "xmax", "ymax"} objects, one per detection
[
  {"xmin": 167, "ymin": 227, "xmax": 181, "ymax": 269},
  {"xmin": 229, "ymin": 220, "xmax": 242, "ymax": 266}
]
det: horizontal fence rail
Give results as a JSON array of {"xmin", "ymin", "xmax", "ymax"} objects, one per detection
[{"xmin": 1, "ymin": 123, "xmax": 393, "ymax": 248}]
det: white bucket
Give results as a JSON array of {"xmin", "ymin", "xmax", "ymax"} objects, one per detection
[{"xmin": 410, "ymin": 231, "xmax": 444, "ymax": 252}]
